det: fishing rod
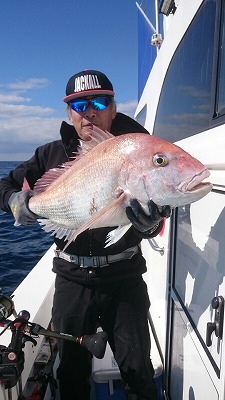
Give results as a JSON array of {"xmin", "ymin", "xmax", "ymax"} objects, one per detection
[{"xmin": 0, "ymin": 290, "xmax": 108, "ymax": 399}]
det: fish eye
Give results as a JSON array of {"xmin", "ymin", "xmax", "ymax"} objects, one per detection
[{"xmin": 152, "ymin": 154, "xmax": 168, "ymax": 167}]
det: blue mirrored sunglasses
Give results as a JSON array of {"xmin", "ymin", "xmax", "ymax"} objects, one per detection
[{"xmin": 70, "ymin": 97, "xmax": 111, "ymax": 113}]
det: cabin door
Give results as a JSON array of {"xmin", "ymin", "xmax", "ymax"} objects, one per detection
[{"xmin": 166, "ymin": 190, "xmax": 225, "ymax": 399}]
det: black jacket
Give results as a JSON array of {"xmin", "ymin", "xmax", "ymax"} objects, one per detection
[{"xmin": 0, "ymin": 113, "xmax": 162, "ymax": 282}]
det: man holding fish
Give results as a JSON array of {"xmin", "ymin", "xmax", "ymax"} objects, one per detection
[{"xmin": 0, "ymin": 69, "xmax": 211, "ymax": 400}]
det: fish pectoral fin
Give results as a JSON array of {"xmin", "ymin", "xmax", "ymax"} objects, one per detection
[
  {"xmin": 104, "ymin": 224, "xmax": 132, "ymax": 248},
  {"xmin": 88, "ymin": 194, "xmax": 127, "ymax": 229},
  {"xmin": 63, "ymin": 194, "xmax": 127, "ymax": 251},
  {"xmin": 39, "ymin": 193, "xmax": 128, "ymax": 252}
]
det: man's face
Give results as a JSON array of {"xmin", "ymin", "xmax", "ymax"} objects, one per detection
[{"xmin": 69, "ymin": 96, "xmax": 117, "ymax": 141}]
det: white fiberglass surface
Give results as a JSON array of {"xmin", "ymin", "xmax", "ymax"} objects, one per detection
[{"xmin": 173, "ymin": 191, "xmax": 225, "ymax": 370}]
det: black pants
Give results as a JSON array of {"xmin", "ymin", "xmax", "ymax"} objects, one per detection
[{"xmin": 52, "ymin": 274, "xmax": 157, "ymax": 400}]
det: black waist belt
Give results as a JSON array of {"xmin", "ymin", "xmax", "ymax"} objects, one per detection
[{"xmin": 54, "ymin": 246, "xmax": 139, "ymax": 268}]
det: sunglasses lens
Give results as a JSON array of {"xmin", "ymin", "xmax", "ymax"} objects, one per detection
[
  {"xmin": 70, "ymin": 97, "xmax": 111, "ymax": 112},
  {"xmin": 70, "ymin": 100, "xmax": 88, "ymax": 112},
  {"xmin": 91, "ymin": 97, "xmax": 110, "ymax": 110}
]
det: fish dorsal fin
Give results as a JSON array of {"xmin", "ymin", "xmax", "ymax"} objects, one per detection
[
  {"xmin": 33, "ymin": 167, "xmax": 67, "ymax": 194},
  {"xmin": 22, "ymin": 177, "xmax": 31, "ymax": 190},
  {"xmin": 76, "ymin": 126, "xmax": 114, "ymax": 157},
  {"xmin": 33, "ymin": 126, "xmax": 114, "ymax": 195}
]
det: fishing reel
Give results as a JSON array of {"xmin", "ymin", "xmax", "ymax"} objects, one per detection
[
  {"xmin": 0, "ymin": 290, "xmax": 16, "ymax": 320},
  {"xmin": 0, "ymin": 291, "xmax": 23, "ymax": 388},
  {"xmin": 0, "ymin": 291, "xmax": 108, "ymax": 390},
  {"xmin": 0, "ymin": 294, "xmax": 31, "ymax": 390}
]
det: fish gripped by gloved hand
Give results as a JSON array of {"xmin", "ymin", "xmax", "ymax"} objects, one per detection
[{"xmin": 26, "ymin": 126, "xmax": 212, "ymax": 249}]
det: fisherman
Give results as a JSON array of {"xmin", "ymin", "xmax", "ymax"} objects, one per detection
[{"xmin": 0, "ymin": 70, "xmax": 171, "ymax": 400}]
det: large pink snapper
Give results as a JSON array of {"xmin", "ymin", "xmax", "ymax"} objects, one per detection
[{"xmin": 28, "ymin": 127, "xmax": 212, "ymax": 248}]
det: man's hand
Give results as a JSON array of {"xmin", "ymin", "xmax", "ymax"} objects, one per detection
[
  {"xmin": 8, "ymin": 190, "xmax": 38, "ymax": 226},
  {"xmin": 126, "ymin": 199, "xmax": 171, "ymax": 234}
]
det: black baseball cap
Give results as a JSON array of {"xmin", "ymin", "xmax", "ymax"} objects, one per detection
[{"xmin": 63, "ymin": 69, "xmax": 115, "ymax": 103}]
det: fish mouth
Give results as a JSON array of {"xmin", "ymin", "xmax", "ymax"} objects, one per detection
[{"xmin": 178, "ymin": 169, "xmax": 213, "ymax": 193}]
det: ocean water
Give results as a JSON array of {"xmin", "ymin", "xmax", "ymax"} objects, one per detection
[{"xmin": 0, "ymin": 161, "xmax": 53, "ymax": 296}]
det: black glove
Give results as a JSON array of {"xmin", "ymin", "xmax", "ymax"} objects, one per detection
[
  {"xmin": 126, "ymin": 199, "xmax": 171, "ymax": 235},
  {"xmin": 8, "ymin": 190, "xmax": 38, "ymax": 226}
]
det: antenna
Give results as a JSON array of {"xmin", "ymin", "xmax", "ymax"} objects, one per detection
[
  {"xmin": 135, "ymin": 1, "xmax": 156, "ymax": 33},
  {"xmin": 135, "ymin": 1, "xmax": 163, "ymax": 48}
]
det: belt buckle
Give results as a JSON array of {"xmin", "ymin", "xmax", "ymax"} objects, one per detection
[
  {"xmin": 79, "ymin": 256, "xmax": 108, "ymax": 268},
  {"xmin": 80, "ymin": 256, "xmax": 95, "ymax": 268}
]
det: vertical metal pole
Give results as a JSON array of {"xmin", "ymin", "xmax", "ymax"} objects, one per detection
[
  {"xmin": 155, "ymin": 0, "xmax": 160, "ymax": 53},
  {"xmin": 155, "ymin": 0, "xmax": 159, "ymax": 33}
]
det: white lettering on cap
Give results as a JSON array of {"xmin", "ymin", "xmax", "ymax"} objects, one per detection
[{"xmin": 74, "ymin": 74, "xmax": 101, "ymax": 93}]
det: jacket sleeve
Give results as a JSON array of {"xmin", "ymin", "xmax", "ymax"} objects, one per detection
[
  {"xmin": 0, "ymin": 139, "xmax": 67, "ymax": 212},
  {"xmin": 0, "ymin": 148, "xmax": 47, "ymax": 212}
]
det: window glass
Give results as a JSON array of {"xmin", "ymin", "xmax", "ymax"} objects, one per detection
[
  {"xmin": 215, "ymin": 2, "xmax": 225, "ymax": 116},
  {"xmin": 153, "ymin": 0, "xmax": 216, "ymax": 142}
]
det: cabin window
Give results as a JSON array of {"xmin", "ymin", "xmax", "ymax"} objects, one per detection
[
  {"xmin": 153, "ymin": 0, "xmax": 217, "ymax": 142},
  {"xmin": 214, "ymin": 1, "xmax": 225, "ymax": 117}
]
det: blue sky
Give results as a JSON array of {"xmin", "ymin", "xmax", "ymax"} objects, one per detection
[{"xmin": 0, "ymin": 0, "xmax": 140, "ymax": 161}]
